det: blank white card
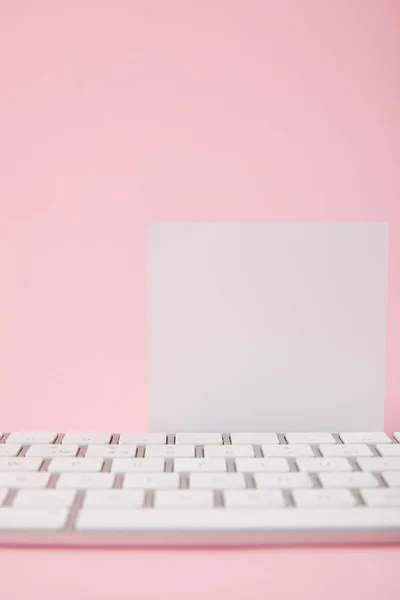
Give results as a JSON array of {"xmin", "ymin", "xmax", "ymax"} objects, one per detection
[{"xmin": 146, "ymin": 223, "xmax": 388, "ymax": 432}]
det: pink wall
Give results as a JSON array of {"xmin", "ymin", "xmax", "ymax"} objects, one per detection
[{"xmin": 1, "ymin": 1, "xmax": 399, "ymax": 430}]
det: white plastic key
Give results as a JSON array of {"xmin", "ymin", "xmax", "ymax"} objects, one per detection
[
  {"xmin": 261, "ymin": 444, "xmax": 313, "ymax": 458},
  {"xmin": 85, "ymin": 444, "xmax": 137, "ymax": 458},
  {"xmin": 376, "ymin": 444, "xmax": 400, "ymax": 457},
  {"xmin": 357, "ymin": 458, "xmax": 400, "ymax": 472},
  {"xmin": 75, "ymin": 508, "xmax": 400, "ymax": 532},
  {"xmin": 0, "ymin": 507, "xmax": 68, "ymax": 531},
  {"xmin": 48, "ymin": 458, "xmax": 104, "ymax": 473},
  {"xmin": 154, "ymin": 490, "xmax": 214, "ymax": 509},
  {"xmin": 293, "ymin": 489, "xmax": 356, "ymax": 508},
  {"xmin": 319, "ymin": 444, "xmax": 373, "ymax": 458},
  {"xmin": 339, "ymin": 432, "xmax": 392, "ymax": 444},
  {"xmin": 230, "ymin": 433, "xmax": 279, "ymax": 445},
  {"xmin": 62, "ymin": 432, "xmax": 112, "ymax": 445},
  {"xmin": 175, "ymin": 433, "xmax": 222, "ymax": 444},
  {"xmin": 119, "ymin": 433, "xmax": 166, "ymax": 445},
  {"xmin": 235, "ymin": 458, "xmax": 289, "ymax": 473},
  {"xmin": 83, "ymin": 490, "xmax": 145, "ymax": 509},
  {"xmin": 0, "ymin": 458, "xmax": 43, "ymax": 472},
  {"xmin": 0, "ymin": 445, "xmax": 22, "ymax": 457},
  {"xmin": 254, "ymin": 472, "xmax": 313, "ymax": 489},
  {"xmin": 56, "ymin": 473, "xmax": 114, "ymax": 489},
  {"xmin": 318, "ymin": 472, "xmax": 379, "ymax": 488},
  {"xmin": 296, "ymin": 458, "xmax": 352, "ymax": 472},
  {"xmin": 394, "ymin": 433, "xmax": 400, "ymax": 443},
  {"xmin": 360, "ymin": 488, "xmax": 400, "ymax": 507},
  {"xmin": 26, "ymin": 445, "xmax": 79, "ymax": 458},
  {"xmin": 382, "ymin": 472, "xmax": 400, "ymax": 487},
  {"xmin": 6, "ymin": 432, "xmax": 57, "ymax": 445},
  {"xmin": 123, "ymin": 473, "xmax": 180, "ymax": 490},
  {"xmin": 189, "ymin": 473, "xmax": 246, "ymax": 490},
  {"xmin": 224, "ymin": 489, "xmax": 285, "ymax": 509},
  {"xmin": 0, "ymin": 489, "xmax": 8, "ymax": 505},
  {"xmin": 111, "ymin": 458, "xmax": 165, "ymax": 473},
  {"xmin": 13, "ymin": 489, "xmax": 76, "ymax": 509},
  {"xmin": 173, "ymin": 458, "xmax": 226, "ymax": 473},
  {"xmin": 285, "ymin": 433, "xmax": 336, "ymax": 444},
  {"xmin": 145, "ymin": 445, "xmax": 195, "ymax": 458},
  {"xmin": 0, "ymin": 473, "xmax": 50, "ymax": 489},
  {"xmin": 204, "ymin": 445, "xmax": 254, "ymax": 458}
]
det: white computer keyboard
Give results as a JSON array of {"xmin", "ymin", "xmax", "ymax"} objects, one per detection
[{"xmin": 0, "ymin": 431, "xmax": 400, "ymax": 547}]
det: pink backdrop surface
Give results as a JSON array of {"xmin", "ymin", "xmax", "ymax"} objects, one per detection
[{"xmin": 1, "ymin": 1, "xmax": 399, "ymax": 597}]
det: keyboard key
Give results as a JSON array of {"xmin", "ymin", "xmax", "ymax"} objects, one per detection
[
  {"xmin": 175, "ymin": 433, "xmax": 222, "ymax": 444},
  {"xmin": 26, "ymin": 445, "xmax": 79, "ymax": 458},
  {"xmin": 0, "ymin": 458, "xmax": 43, "ymax": 472},
  {"xmin": 123, "ymin": 473, "xmax": 180, "ymax": 490},
  {"xmin": 48, "ymin": 458, "xmax": 104, "ymax": 473},
  {"xmin": 318, "ymin": 472, "xmax": 379, "ymax": 488},
  {"xmin": 230, "ymin": 433, "xmax": 279, "ymax": 445},
  {"xmin": 119, "ymin": 433, "xmax": 166, "ymax": 445},
  {"xmin": 293, "ymin": 489, "xmax": 356, "ymax": 508},
  {"xmin": 224, "ymin": 489, "xmax": 285, "ymax": 509},
  {"xmin": 62, "ymin": 432, "xmax": 111, "ymax": 445},
  {"xmin": 6, "ymin": 432, "xmax": 57, "ymax": 445},
  {"xmin": 235, "ymin": 458, "xmax": 289, "ymax": 472},
  {"xmin": 376, "ymin": 444, "xmax": 400, "ymax": 457},
  {"xmin": 339, "ymin": 432, "xmax": 392, "ymax": 444},
  {"xmin": 0, "ymin": 489, "xmax": 8, "ymax": 505},
  {"xmin": 204, "ymin": 445, "xmax": 254, "ymax": 458},
  {"xmin": 285, "ymin": 433, "xmax": 336, "ymax": 444},
  {"xmin": 0, "ymin": 473, "xmax": 50, "ymax": 489},
  {"xmin": 261, "ymin": 444, "xmax": 313, "ymax": 458},
  {"xmin": 111, "ymin": 458, "xmax": 165, "ymax": 473},
  {"xmin": 173, "ymin": 458, "xmax": 227, "ymax": 473},
  {"xmin": 145, "ymin": 445, "xmax": 195, "ymax": 458},
  {"xmin": 382, "ymin": 472, "xmax": 400, "ymax": 487},
  {"xmin": 0, "ymin": 445, "xmax": 22, "ymax": 457},
  {"xmin": 85, "ymin": 444, "xmax": 137, "ymax": 458},
  {"xmin": 83, "ymin": 490, "xmax": 144, "ymax": 509},
  {"xmin": 319, "ymin": 444, "xmax": 373, "ymax": 458},
  {"xmin": 254, "ymin": 473, "xmax": 313, "ymax": 489},
  {"xmin": 296, "ymin": 458, "xmax": 352, "ymax": 472},
  {"xmin": 154, "ymin": 490, "xmax": 213, "ymax": 509},
  {"xmin": 13, "ymin": 490, "xmax": 76, "ymax": 509},
  {"xmin": 0, "ymin": 508, "xmax": 68, "ymax": 531},
  {"xmin": 357, "ymin": 458, "xmax": 400, "ymax": 472},
  {"xmin": 190, "ymin": 473, "xmax": 245, "ymax": 490},
  {"xmin": 394, "ymin": 433, "xmax": 400, "ymax": 443},
  {"xmin": 360, "ymin": 488, "xmax": 400, "ymax": 507},
  {"xmin": 56, "ymin": 473, "xmax": 114, "ymax": 489}
]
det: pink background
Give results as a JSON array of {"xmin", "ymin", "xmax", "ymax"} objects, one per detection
[{"xmin": 0, "ymin": 1, "xmax": 399, "ymax": 597}]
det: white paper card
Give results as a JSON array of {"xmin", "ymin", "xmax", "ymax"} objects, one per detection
[{"xmin": 147, "ymin": 223, "xmax": 388, "ymax": 432}]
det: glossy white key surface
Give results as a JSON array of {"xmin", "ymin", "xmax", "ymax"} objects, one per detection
[
  {"xmin": 376, "ymin": 444, "xmax": 400, "ymax": 457},
  {"xmin": 0, "ymin": 473, "xmax": 50, "ymax": 489},
  {"xmin": 48, "ymin": 458, "xmax": 104, "ymax": 473},
  {"xmin": 0, "ymin": 508, "xmax": 68, "ymax": 531},
  {"xmin": 293, "ymin": 489, "xmax": 356, "ymax": 508},
  {"xmin": 230, "ymin": 433, "xmax": 279, "ymax": 445},
  {"xmin": 296, "ymin": 458, "xmax": 352, "ymax": 472},
  {"xmin": 285, "ymin": 433, "xmax": 336, "ymax": 444},
  {"xmin": 123, "ymin": 473, "xmax": 180, "ymax": 490},
  {"xmin": 111, "ymin": 458, "xmax": 165, "ymax": 473},
  {"xmin": 175, "ymin": 433, "xmax": 222, "ymax": 444},
  {"xmin": 254, "ymin": 473, "xmax": 313, "ymax": 489},
  {"xmin": 6, "ymin": 432, "xmax": 57, "ymax": 445},
  {"xmin": 189, "ymin": 473, "xmax": 246, "ymax": 490},
  {"xmin": 154, "ymin": 490, "xmax": 213, "ymax": 509},
  {"xmin": 224, "ymin": 490, "xmax": 285, "ymax": 509},
  {"xmin": 56, "ymin": 473, "xmax": 115, "ymax": 489},
  {"xmin": 382, "ymin": 472, "xmax": 400, "ymax": 487},
  {"xmin": 357, "ymin": 458, "xmax": 400, "ymax": 472},
  {"xmin": 261, "ymin": 444, "xmax": 313, "ymax": 458},
  {"xmin": 13, "ymin": 490, "xmax": 76, "ymax": 509},
  {"xmin": 204, "ymin": 445, "xmax": 254, "ymax": 458},
  {"xmin": 145, "ymin": 445, "xmax": 195, "ymax": 458},
  {"xmin": 339, "ymin": 432, "xmax": 392, "ymax": 444},
  {"xmin": 319, "ymin": 444, "xmax": 373, "ymax": 458},
  {"xmin": 173, "ymin": 458, "xmax": 227, "ymax": 473},
  {"xmin": 119, "ymin": 433, "xmax": 166, "ymax": 445},
  {"xmin": 83, "ymin": 490, "xmax": 144, "ymax": 509},
  {"xmin": 85, "ymin": 445, "xmax": 137, "ymax": 458},
  {"xmin": 0, "ymin": 458, "xmax": 43, "ymax": 472},
  {"xmin": 62, "ymin": 432, "xmax": 112, "ymax": 445},
  {"xmin": 0, "ymin": 489, "xmax": 8, "ymax": 505},
  {"xmin": 26, "ymin": 445, "xmax": 79, "ymax": 458},
  {"xmin": 0, "ymin": 445, "xmax": 22, "ymax": 457},
  {"xmin": 318, "ymin": 472, "xmax": 379, "ymax": 488},
  {"xmin": 235, "ymin": 458, "xmax": 289, "ymax": 473},
  {"xmin": 360, "ymin": 488, "xmax": 400, "ymax": 507}
]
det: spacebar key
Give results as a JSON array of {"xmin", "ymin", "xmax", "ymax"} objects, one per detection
[{"xmin": 76, "ymin": 508, "xmax": 400, "ymax": 532}]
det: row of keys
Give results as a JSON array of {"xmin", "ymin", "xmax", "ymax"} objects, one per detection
[
  {"xmin": 1, "ymin": 432, "xmax": 399, "ymax": 445},
  {"xmin": 1, "ymin": 456, "xmax": 400, "ymax": 473},
  {"xmin": 1, "ymin": 488, "xmax": 400, "ymax": 509},
  {"xmin": 0, "ymin": 470, "xmax": 399, "ymax": 490}
]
